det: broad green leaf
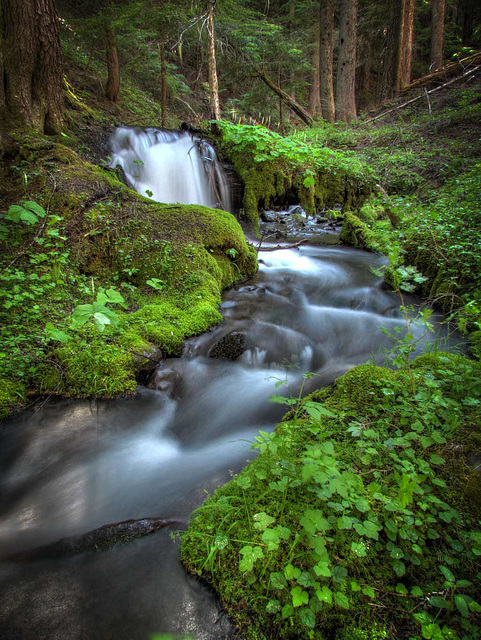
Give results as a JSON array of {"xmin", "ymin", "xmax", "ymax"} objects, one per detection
[
  {"xmin": 303, "ymin": 401, "xmax": 336, "ymax": 420},
  {"xmin": 429, "ymin": 595, "xmax": 449, "ymax": 609},
  {"xmin": 297, "ymin": 571, "xmax": 315, "ymax": 588},
  {"xmin": 291, "ymin": 586, "xmax": 309, "ymax": 608},
  {"xmin": 429, "ymin": 454, "xmax": 445, "ymax": 465},
  {"xmin": 313, "ymin": 561, "xmax": 331, "ymax": 578},
  {"xmin": 93, "ymin": 311, "xmax": 111, "ymax": 332},
  {"xmin": 315, "ymin": 585, "xmax": 332, "ymax": 604},
  {"xmin": 439, "ymin": 565, "xmax": 455, "ymax": 583},
  {"xmin": 253, "ymin": 512, "xmax": 275, "ymax": 531},
  {"xmin": 23, "ymin": 201, "xmax": 46, "ymax": 217},
  {"xmin": 334, "ymin": 592, "xmax": 349, "ymax": 609},
  {"xmin": 281, "ymin": 603, "xmax": 294, "ymax": 619},
  {"xmin": 284, "ymin": 564, "xmax": 301, "ymax": 581},
  {"xmin": 5, "ymin": 205, "xmax": 24, "ymax": 222},
  {"xmin": 266, "ymin": 599, "xmax": 280, "ymax": 614},
  {"xmin": 454, "ymin": 594, "xmax": 470, "ymax": 617},
  {"xmin": 270, "ymin": 572, "xmax": 287, "ymax": 590},
  {"xmin": 393, "ymin": 560, "xmax": 406, "ymax": 577},
  {"xmin": 351, "ymin": 542, "xmax": 367, "ymax": 557},
  {"xmin": 71, "ymin": 304, "xmax": 94, "ymax": 327},
  {"xmin": 239, "ymin": 545, "xmax": 264, "ymax": 572},
  {"xmin": 299, "ymin": 607, "xmax": 316, "ymax": 628},
  {"xmin": 45, "ymin": 322, "xmax": 71, "ymax": 344},
  {"xmin": 262, "ymin": 528, "xmax": 280, "ymax": 551},
  {"xmin": 20, "ymin": 209, "xmax": 39, "ymax": 224},
  {"xmin": 362, "ymin": 585, "xmax": 375, "ymax": 598},
  {"xmin": 411, "ymin": 586, "xmax": 423, "ymax": 597}
]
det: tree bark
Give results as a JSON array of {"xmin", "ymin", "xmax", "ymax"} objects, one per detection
[
  {"xmin": 0, "ymin": 0, "xmax": 63, "ymax": 134},
  {"xmin": 335, "ymin": 0, "xmax": 358, "ymax": 122},
  {"xmin": 207, "ymin": 0, "xmax": 220, "ymax": 121},
  {"xmin": 105, "ymin": 22, "xmax": 120, "ymax": 102},
  {"xmin": 309, "ymin": 17, "xmax": 322, "ymax": 117},
  {"xmin": 401, "ymin": 0, "xmax": 415, "ymax": 87},
  {"xmin": 160, "ymin": 39, "xmax": 167, "ymax": 127},
  {"xmin": 430, "ymin": 0, "xmax": 446, "ymax": 72},
  {"xmin": 320, "ymin": 0, "xmax": 335, "ymax": 123}
]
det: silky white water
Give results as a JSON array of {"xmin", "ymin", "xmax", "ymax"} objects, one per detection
[{"xmin": 110, "ymin": 127, "xmax": 232, "ymax": 211}]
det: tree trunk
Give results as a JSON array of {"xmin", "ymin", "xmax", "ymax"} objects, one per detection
[
  {"xmin": 401, "ymin": 0, "xmax": 415, "ymax": 87},
  {"xmin": 0, "ymin": 0, "xmax": 63, "ymax": 134},
  {"xmin": 309, "ymin": 18, "xmax": 322, "ymax": 117},
  {"xmin": 207, "ymin": 1, "xmax": 220, "ymax": 121},
  {"xmin": 335, "ymin": 0, "xmax": 358, "ymax": 122},
  {"xmin": 105, "ymin": 22, "xmax": 120, "ymax": 102},
  {"xmin": 160, "ymin": 39, "xmax": 167, "ymax": 127},
  {"xmin": 430, "ymin": 0, "xmax": 446, "ymax": 72},
  {"xmin": 320, "ymin": 0, "xmax": 335, "ymax": 123}
]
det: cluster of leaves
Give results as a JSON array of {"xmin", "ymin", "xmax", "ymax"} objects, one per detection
[
  {"xmin": 219, "ymin": 121, "xmax": 374, "ymax": 186},
  {"xmin": 181, "ymin": 355, "xmax": 481, "ymax": 640}
]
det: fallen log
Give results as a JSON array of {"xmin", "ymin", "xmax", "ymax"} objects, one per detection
[
  {"xmin": 403, "ymin": 51, "xmax": 481, "ymax": 92},
  {"xmin": 364, "ymin": 63, "xmax": 481, "ymax": 125},
  {"xmin": 3, "ymin": 517, "xmax": 186, "ymax": 563}
]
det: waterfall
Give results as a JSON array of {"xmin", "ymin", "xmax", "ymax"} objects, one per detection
[{"xmin": 110, "ymin": 127, "xmax": 232, "ymax": 212}]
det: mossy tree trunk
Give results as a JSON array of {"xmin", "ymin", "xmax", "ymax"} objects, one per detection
[
  {"xmin": 335, "ymin": 0, "xmax": 358, "ymax": 122},
  {"xmin": 0, "ymin": 0, "xmax": 63, "ymax": 134},
  {"xmin": 320, "ymin": 0, "xmax": 335, "ymax": 123}
]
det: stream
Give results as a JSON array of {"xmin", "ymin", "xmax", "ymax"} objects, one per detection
[{"xmin": 0, "ymin": 130, "xmax": 460, "ymax": 640}]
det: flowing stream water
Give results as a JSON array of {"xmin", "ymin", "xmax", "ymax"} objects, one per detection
[{"xmin": 0, "ymin": 130, "xmax": 459, "ymax": 639}]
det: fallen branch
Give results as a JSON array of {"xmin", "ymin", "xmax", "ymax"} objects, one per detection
[
  {"xmin": 258, "ymin": 239, "xmax": 308, "ymax": 252},
  {"xmin": 4, "ymin": 517, "xmax": 187, "ymax": 562},
  {"xmin": 364, "ymin": 63, "xmax": 481, "ymax": 125}
]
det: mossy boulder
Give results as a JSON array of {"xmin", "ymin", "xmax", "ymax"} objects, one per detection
[{"xmin": 0, "ymin": 133, "xmax": 258, "ymax": 413}]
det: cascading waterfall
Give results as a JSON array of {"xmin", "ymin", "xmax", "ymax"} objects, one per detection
[{"xmin": 110, "ymin": 127, "xmax": 232, "ymax": 212}]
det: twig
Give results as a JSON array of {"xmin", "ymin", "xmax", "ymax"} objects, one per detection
[{"xmin": 258, "ymin": 240, "xmax": 308, "ymax": 252}]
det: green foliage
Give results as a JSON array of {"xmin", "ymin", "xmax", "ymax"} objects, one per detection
[{"xmin": 181, "ymin": 356, "xmax": 481, "ymax": 640}]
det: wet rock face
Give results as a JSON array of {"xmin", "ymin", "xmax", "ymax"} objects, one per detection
[
  {"xmin": 208, "ymin": 332, "xmax": 247, "ymax": 360},
  {"xmin": 147, "ymin": 366, "xmax": 183, "ymax": 399},
  {"xmin": 134, "ymin": 347, "xmax": 164, "ymax": 383}
]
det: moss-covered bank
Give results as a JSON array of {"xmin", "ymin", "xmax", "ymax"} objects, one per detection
[
  {"xmin": 181, "ymin": 353, "xmax": 481, "ymax": 640},
  {"xmin": 0, "ymin": 132, "xmax": 257, "ymax": 419},
  {"xmin": 216, "ymin": 122, "xmax": 376, "ymax": 235}
]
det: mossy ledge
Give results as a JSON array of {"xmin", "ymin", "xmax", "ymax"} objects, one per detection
[
  {"xmin": 215, "ymin": 122, "xmax": 376, "ymax": 236},
  {"xmin": 0, "ymin": 132, "xmax": 258, "ymax": 419},
  {"xmin": 181, "ymin": 353, "xmax": 481, "ymax": 640}
]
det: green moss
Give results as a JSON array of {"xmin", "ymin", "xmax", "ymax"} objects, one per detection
[
  {"xmin": 0, "ymin": 134, "xmax": 258, "ymax": 417},
  {"xmin": 181, "ymin": 356, "xmax": 481, "ymax": 640},
  {"xmin": 0, "ymin": 377, "xmax": 26, "ymax": 420}
]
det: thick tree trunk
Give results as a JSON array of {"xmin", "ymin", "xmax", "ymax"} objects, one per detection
[
  {"xmin": 207, "ymin": 1, "xmax": 220, "ymax": 121},
  {"xmin": 335, "ymin": 0, "xmax": 358, "ymax": 122},
  {"xmin": 401, "ymin": 0, "xmax": 415, "ymax": 87},
  {"xmin": 430, "ymin": 0, "xmax": 446, "ymax": 72},
  {"xmin": 0, "ymin": 0, "xmax": 63, "ymax": 134},
  {"xmin": 320, "ymin": 0, "xmax": 335, "ymax": 123},
  {"xmin": 160, "ymin": 39, "xmax": 167, "ymax": 127},
  {"xmin": 105, "ymin": 23, "xmax": 120, "ymax": 102},
  {"xmin": 309, "ymin": 18, "xmax": 322, "ymax": 117}
]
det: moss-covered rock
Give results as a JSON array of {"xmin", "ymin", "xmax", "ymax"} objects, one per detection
[{"xmin": 0, "ymin": 133, "xmax": 258, "ymax": 415}]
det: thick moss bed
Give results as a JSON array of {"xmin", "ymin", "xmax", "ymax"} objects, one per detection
[
  {"xmin": 181, "ymin": 354, "xmax": 481, "ymax": 640},
  {"xmin": 0, "ymin": 133, "xmax": 258, "ymax": 418},
  {"xmin": 216, "ymin": 122, "xmax": 376, "ymax": 234}
]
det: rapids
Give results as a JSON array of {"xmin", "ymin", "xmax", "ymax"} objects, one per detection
[{"xmin": 0, "ymin": 129, "xmax": 460, "ymax": 639}]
